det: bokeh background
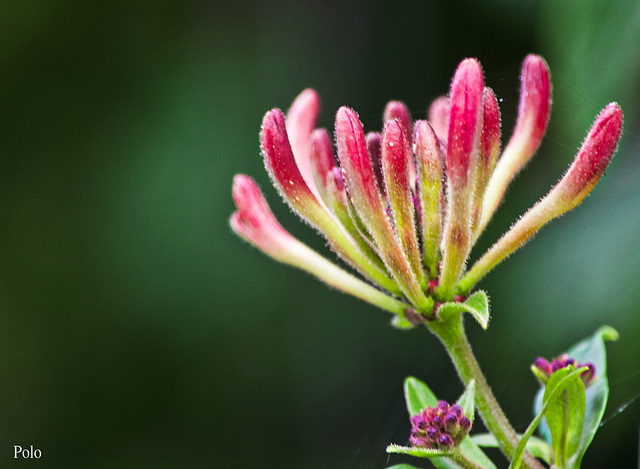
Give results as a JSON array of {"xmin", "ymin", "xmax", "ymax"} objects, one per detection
[{"xmin": 1, "ymin": 0, "xmax": 639, "ymax": 467}]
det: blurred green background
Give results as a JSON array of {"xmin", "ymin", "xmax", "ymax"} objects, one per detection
[{"xmin": 0, "ymin": 0, "xmax": 639, "ymax": 467}]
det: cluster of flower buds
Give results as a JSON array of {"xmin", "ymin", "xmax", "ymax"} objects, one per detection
[
  {"xmin": 409, "ymin": 401, "xmax": 471, "ymax": 450},
  {"xmin": 230, "ymin": 55, "xmax": 623, "ymax": 323},
  {"xmin": 531, "ymin": 353, "xmax": 595, "ymax": 386}
]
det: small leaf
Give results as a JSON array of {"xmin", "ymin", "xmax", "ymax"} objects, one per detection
[
  {"xmin": 544, "ymin": 367, "xmax": 586, "ymax": 468},
  {"xmin": 404, "ymin": 376, "xmax": 438, "ymax": 415},
  {"xmin": 385, "ymin": 465, "xmax": 422, "ymax": 469},
  {"xmin": 456, "ymin": 379, "xmax": 476, "ymax": 424},
  {"xmin": 511, "ymin": 367, "xmax": 586, "ymax": 469},
  {"xmin": 438, "ymin": 290, "xmax": 490, "ymax": 329},
  {"xmin": 472, "ymin": 433, "xmax": 551, "ymax": 464},
  {"xmin": 386, "ymin": 444, "xmax": 452, "ymax": 458}
]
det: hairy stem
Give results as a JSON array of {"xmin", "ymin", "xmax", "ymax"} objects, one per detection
[{"xmin": 428, "ymin": 313, "xmax": 545, "ymax": 469}]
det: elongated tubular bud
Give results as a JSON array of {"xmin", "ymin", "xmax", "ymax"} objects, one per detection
[
  {"xmin": 381, "ymin": 119, "xmax": 425, "ymax": 286},
  {"xmin": 366, "ymin": 132, "xmax": 386, "ymax": 196},
  {"xmin": 384, "ymin": 101, "xmax": 417, "ymax": 183},
  {"xmin": 438, "ymin": 58, "xmax": 484, "ymax": 300},
  {"xmin": 285, "ymin": 88, "xmax": 323, "ymax": 200},
  {"xmin": 479, "ymin": 55, "xmax": 551, "ymax": 235},
  {"xmin": 414, "ymin": 120, "xmax": 443, "ymax": 278},
  {"xmin": 471, "ymin": 88, "xmax": 502, "ymax": 239},
  {"xmin": 230, "ymin": 175, "xmax": 409, "ymax": 315},
  {"xmin": 428, "ymin": 96, "xmax": 450, "ymax": 144},
  {"xmin": 309, "ymin": 128, "xmax": 338, "ymax": 206},
  {"xmin": 309, "ymin": 131, "xmax": 389, "ymax": 273},
  {"xmin": 336, "ymin": 107, "xmax": 433, "ymax": 312},
  {"xmin": 261, "ymin": 109, "xmax": 399, "ymax": 294},
  {"xmin": 458, "ymin": 103, "xmax": 622, "ymax": 294}
]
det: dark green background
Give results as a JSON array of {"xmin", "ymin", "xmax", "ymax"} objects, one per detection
[{"xmin": 1, "ymin": 0, "xmax": 639, "ymax": 467}]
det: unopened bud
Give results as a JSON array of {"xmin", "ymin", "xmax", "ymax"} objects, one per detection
[
  {"xmin": 439, "ymin": 58, "xmax": 484, "ymax": 299},
  {"xmin": 458, "ymin": 103, "xmax": 622, "ymax": 294},
  {"xmin": 479, "ymin": 55, "xmax": 551, "ymax": 234}
]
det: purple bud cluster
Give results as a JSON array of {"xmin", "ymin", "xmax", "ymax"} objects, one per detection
[
  {"xmin": 409, "ymin": 400, "xmax": 471, "ymax": 450},
  {"xmin": 532, "ymin": 353, "xmax": 595, "ymax": 386}
]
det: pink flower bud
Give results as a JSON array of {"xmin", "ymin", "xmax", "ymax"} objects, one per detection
[
  {"xmin": 262, "ymin": 108, "xmax": 398, "ymax": 293},
  {"xmin": 413, "ymin": 119, "xmax": 443, "ymax": 278},
  {"xmin": 471, "ymin": 88, "xmax": 502, "ymax": 238},
  {"xmin": 552, "ymin": 103, "xmax": 622, "ymax": 210},
  {"xmin": 458, "ymin": 103, "xmax": 622, "ymax": 293},
  {"xmin": 231, "ymin": 174, "xmax": 296, "ymax": 258},
  {"xmin": 230, "ymin": 175, "xmax": 408, "ymax": 315},
  {"xmin": 445, "ymin": 59, "xmax": 484, "ymax": 189},
  {"xmin": 262, "ymin": 109, "xmax": 318, "ymax": 216},
  {"xmin": 383, "ymin": 101, "xmax": 413, "ymax": 143},
  {"xmin": 336, "ymin": 107, "xmax": 432, "ymax": 311},
  {"xmin": 479, "ymin": 55, "xmax": 551, "ymax": 234},
  {"xmin": 309, "ymin": 128, "xmax": 338, "ymax": 207},
  {"xmin": 285, "ymin": 88, "xmax": 322, "ymax": 199},
  {"xmin": 382, "ymin": 118, "xmax": 425, "ymax": 285},
  {"xmin": 427, "ymin": 96, "xmax": 450, "ymax": 144},
  {"xmin": 439, "ymin": 58, "xmax": 484, "ymax": 299},
  {"xmin": 366, "ymin": 131, "xmax": 386, "ymax": 196}
]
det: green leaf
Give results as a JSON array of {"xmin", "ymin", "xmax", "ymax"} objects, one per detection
[
  {"xmin": 511, "ymin": 368, "xmax": 586, "ymax": 469},
  {"xmin": 456, "ymin": 379, "xmax": 476, "ymax": 424},
  {"xmin": 472, "ymin": 433, "xmax": 552, "ymax": 465},
  {"xmin": 404, "ymin": 376, "xmax": 438, "ymax": 415},
  {"xmin": 533, "ymin": 326, "xmax": 618, "ymax": 467},
  {"xmin": 437, "ymin": 291, "xmax": 490, "ymax": 329},
  {"xmin": 543, "ymin": 368, "xmax": 585, "ymax": 468}
]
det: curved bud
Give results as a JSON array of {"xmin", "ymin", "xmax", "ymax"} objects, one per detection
[
  {"xmin": 479, "ymin": 55, "xmax": 551, "ymax": 233},
  {"xmin": 336, "ymin": 107, "xmax": 433, "ymax": 311},
  {"xmin": 458, "ymin": 103, "xmax": 622, "ymax": 293},
  {"xmin": 230, "ymin": 175, "xmax": 409, "ymax": 315},
  {"xmin": 428, "ymin": 95, "xmax": 450, "ymax": 144},
  {"xmin": 471, "ymin": 88, "xmax": 502, "ymax": 239},
  {"xmin": 261, "ymin": 109, "xmax": 399, "ymax": 293},
  {"xmin": 285, "ymin": 88, "xmax": 322, "ymax": 199},
  {"xmin": 438, "ymin": 58, "xmax": 484, "ymax": 299},
  {"xmin": 382, "ymin": 119, "xmax": 425, "ymax": 285},
  {"xmin": 414, "ymin": 120, "xmax": 443, "ymax": 278}
]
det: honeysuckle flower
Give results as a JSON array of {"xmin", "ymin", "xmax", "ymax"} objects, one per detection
[
  {"xmin": 531, "ymin": 354, "xmax": 595, "ymax": 386},
  {"xmin": 230, "ymin": 55, "xmax": 622, "ymax": 325},
  {"xmin": 410, "ymin": 401, "xmax": 472, "ymax": 450}
]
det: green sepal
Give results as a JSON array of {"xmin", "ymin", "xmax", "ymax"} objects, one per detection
[
  {"xmin": 386, "ymin": 444, "xmax": 452, "ymax": 458},
  {"xmin": 509, "ymin": 367, "xmax": 586, "ymax": 469},
  {"xmin": 391, "ymin": 315, "xmax": 415, "ymax": 330},
  {"xmin": 533, "ymin": 326, "xmax": 618, "ymax": 468},
  {"xmin": 437, "ymin": 290, "xmax": 490, "ymax": 329},
  {"xmin": 471, "ymin": 433, "xmax": 552, "ymax": 465},
  {"xmin": 456, "ymin": 379, "xmax": 476, "ymax": 424}
]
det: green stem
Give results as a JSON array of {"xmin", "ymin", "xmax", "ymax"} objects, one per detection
[
  {"xmin": 450, "ymin": 448, "xmax": 487, "ymax": 469},
  {"xmin": 428, "ymin": 313, "xmax": 545, "ymax": 469}
]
